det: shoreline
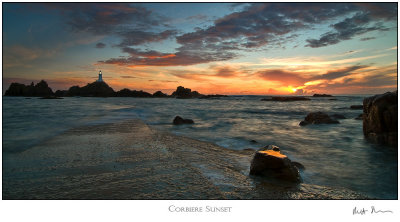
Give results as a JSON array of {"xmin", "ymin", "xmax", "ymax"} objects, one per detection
[{"xmin": 3, "ymin": 119, "xmax": 369, "ymax": 199}]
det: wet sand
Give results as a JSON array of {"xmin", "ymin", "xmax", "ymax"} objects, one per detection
[{"xmin": 3, "ymin": 119, "xmax": 368, "ymax": 199}]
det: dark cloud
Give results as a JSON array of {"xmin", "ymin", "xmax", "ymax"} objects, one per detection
[
  {"xmin": 44, "ymin": 3, "xmax": 163, "ymax": 35},
  {"xmin": 43, "ymin": 3, "xmax": 175, "ymax": 48},
  {"xmin": 90, "ymin": 3, "xmax": 396, "ymax": 67},
  {"xmin": 120, "ymin": 75, "xmax": 136, "ymax": 78},
  {"xmin": 176, "ymin": 3, "xmax": 361, "ymax": 51},
  {"xmin": 95, "ymin": 42, "xmax": 106, "ymax": 48},
  {"xmin": 100, "ymin": 47, "xmax": 236, "ymax": 66},
  {"xmin": 117, "ymin": 30, "xmax": 177, "ymax": 47},
  {"xmin": 306, "ymin": 12, "xmax": 392, "ymax": 48},
  {"xmin": 313, "ymin": 65, "xmax": 367, "ymax": 80},
  {"xmin": 177, "ymin": 3, "xmax": 396, "ymax": 54}
]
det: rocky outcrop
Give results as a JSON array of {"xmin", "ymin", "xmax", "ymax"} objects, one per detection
[
  {"xmin": 250, "ymin": 145, "xmax": 301, "ymax": 183},
  {"xmin": 4, "ymin": 80, "xmax": 54, "ymax": 97},
  {"xmin": 173, "ymin": 116, "xmax": 194, "ymax": 125},
  {"xmin": 115, "ymin": 88, "xmax": 152, "ymax": 97},
  {"xmin": 363, "ymin": 91, "xmax": 397, "ymax": 146},
  {"xmin": 152, "ymin": 91, "xmax": 169, "ymax": 97},
  {"xmin": 299, "ymin": 112, "xmax": 340, "ymax": 126},
  {"xmin": 261, "ymin": 96, "xmax": 310, "ymax": 102},
  {"xmin": 67, "ymin": 81, "xmax": 115, "ymax": 97},
  {"xmin": 171, "ymin": 86, "xmax": 203, "ymax": 99},
  {"xmin": 313, "ymin": 94, "xmax": 333, "ymax": 97}
]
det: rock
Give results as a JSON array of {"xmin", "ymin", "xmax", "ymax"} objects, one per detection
[
  {"xmin": 173, "ymin": 116, "xmax": 194, "ymax": 125},
  {"xmin": 114, "ymin": 88, "xmax": 151, "ymax": 97},
  {"xmin": 261, "ymin": 96, "xmax": 310, "ymax": 102},
  {"xmin": 152, "ymin": 91, "xmax": 169, "ymax": 97},
  {"xmin": 350, "ymin": 105, "xmax": 363, "ymax": 109},
  {"xmin": 329, "ymin": 98, "xmax": 338, "ymax": 101},
  {"xmin": 331, "ymin": 114, "xmax": 346, "ymax": 119},
  {"xmin": 299, "ymin": 112, "xmax": 340, "ymax": 126},
  {"xmin": 39, "ymin": 96, "xmax": 63, "ymax": 99},
  {"xmin": 313, "ymin": 94, "xmax": 333, "ymax": 97},
  {"xmin": 171, "ymin": 86, "xmax": 203, "ymax": 99},
  {"xmin": 355, "ymin": 114, "xmax": 363, "ymax": 120},
  {"xmin": 250, "ymin": 140, "xmax": 257, "ymax": 144},
  {"xmin": 67, "ymin": 81, "xmax": 115, "ymax": 97},
  {"xmin": 363, "ymin": 91, "xmax": 397, "ymax": 146},
  {"xmin": 4, "ymin": 80, "xmax": 54, "ymax": 97},
  {"xmin": 250, "ymin": 145, "xmax": 301, "ymax": 183}
]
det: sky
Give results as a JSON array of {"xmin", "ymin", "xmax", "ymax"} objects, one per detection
[{"xmin": 2, "ymin": 2, "xmax": 398, "ymax": 95}]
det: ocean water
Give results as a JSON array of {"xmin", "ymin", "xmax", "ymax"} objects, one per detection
[{"xmin": 2, "ymin": 96, "xmax": 398, "ymax": 199}]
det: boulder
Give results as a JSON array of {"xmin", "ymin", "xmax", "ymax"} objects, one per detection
[
  {"xmin": 350, "ymin": 105, "xmax": 363, "ymax": 109},
  {"xmin": 299, "ymin": 112, "xmax": 340, "ymax": 126},
  {"xmin": 261, "ymin": 96, "xmax": 310, "ymax": 102},
  {"xmin": 363, "ymin": 91, "xmax": 397, "ymax": 146},
  {"xmin": 250, "ymin": 145, "xmax": 301, "ymax": 183},
  {"xmin": 173, "ymin": 116, "xmax": 194, "ymax": 125}
]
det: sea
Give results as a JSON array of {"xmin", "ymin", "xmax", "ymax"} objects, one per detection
[{"xmin": 2, "ymin": 95, "xmax": 398, "ymax": 199}]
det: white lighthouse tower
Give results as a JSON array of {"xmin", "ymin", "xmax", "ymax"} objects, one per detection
[{"xmin": 97, "ymin": 70, "xmax": 103, "ymax": 82}]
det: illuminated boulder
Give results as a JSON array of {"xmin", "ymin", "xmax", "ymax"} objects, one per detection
[
  {"xmin": 250, "ymin": 145, "xmax": 301, "ymax": 183},
  {"xmin": 363, "ymin": 91, "xmax": 397, "ymax": 146}
]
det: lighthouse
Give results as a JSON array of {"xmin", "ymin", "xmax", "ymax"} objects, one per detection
[{"xmin": 97, "ymin": 70, "xmax": 103, "ymax": 82}]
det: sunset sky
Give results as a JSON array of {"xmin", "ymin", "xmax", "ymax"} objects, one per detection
[{"xmin": 2, "ymin": 2, "xmax": 398, "ymax": 95}]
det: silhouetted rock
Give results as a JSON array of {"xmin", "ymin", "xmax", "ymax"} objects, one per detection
[
  {"xmin": 355, "ymin": 114, "xmax": 363, "ymax": 120},
  {"xmin": 299, "ymin": 112, "xmax": 340, "ymax": 126},
  {"xmin": 173, "ymin": 116, "xmax": 194, "ymax": 125},
  {"xmin": 331, "ymin": 114, "xmax": 346, "ymax": 119},
  {"xmin": 171, "ymin": 86, "xmax": 203, "ymax": 99},
  {"xmin": 250, "ymin": 145, "xmax": 301, "ymax": 183},
  {"xmin": 4, "ymin": 80, "xmax": 54, "ymax": 97},
  {"xmin": 39, "ymin": 96, "xmax": 63, "ymax": 99},
  {"xmin": 313, "ymin": 94, "xmax": 333, "ymax": 97},
  {"xmin": 350, "ymin": 105, "xmax": 363, "ymax": 109},
  {"xmin": 329, "ymin": 98, "xmax": 338, "ymax": 100},
  {"xmin": 77, "ymin": 81, "xmax": 115, "ymax": 97},
  {"xmin": 250, "ymin": 140, "xmax": 258, "ymax": 144},
  {"xmin": 152, "ymin": 91, "xmax": 169, "ymax": 97},
  {"xmin": 199, "ymin": 94, "xmax": 228, "ymax": 99},
  {"xmin": 55, "ymin": 90, "xmax": 68, "ymax": 97},
  {"xmin": 115, "ymin": 88, "xmax": 152, "ymax": 97},
  {"xmin": 363, "ymin": 91, "xmax": 397, "ymax": 146},
  {"xmin": 261, "ymin": 96, "xmax": 310, "ymax": 102}
]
